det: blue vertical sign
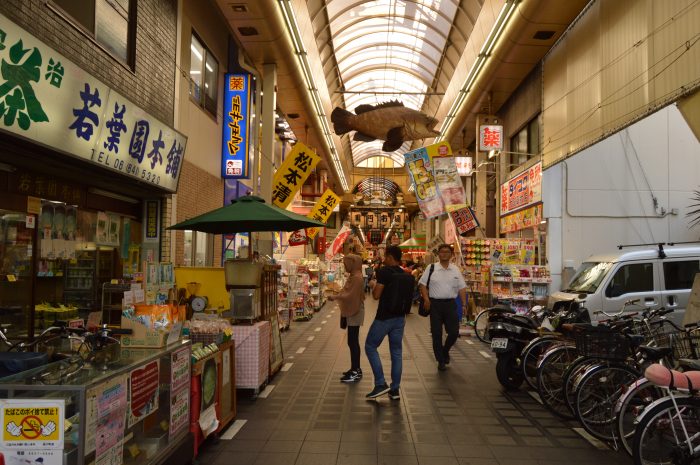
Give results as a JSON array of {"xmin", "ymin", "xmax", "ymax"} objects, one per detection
[{"xmin": 222, "ymin": 73, "xmax": 251, "ymax": 179}]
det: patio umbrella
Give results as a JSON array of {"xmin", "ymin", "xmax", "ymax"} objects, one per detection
[
  {"xmin": 399, "ymin": 235, "xmax": 426, "ymax": 252},
  {"xmin": 167, "ymin": 195, "xmax": 325, "ymax": 234}
]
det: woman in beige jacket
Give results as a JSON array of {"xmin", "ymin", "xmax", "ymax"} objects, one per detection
[{"xmin": 328, "ymin": 253, "xmax": 365, "ymax": 382}]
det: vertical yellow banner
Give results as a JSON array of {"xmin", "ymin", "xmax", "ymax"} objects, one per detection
[
  {"xmin": 306, "ymin": 189, "xmax": 340, "ymax": 238},
  {"xmin": 271, "ymin": 142, "xmax": 322, "ymax": 209}
]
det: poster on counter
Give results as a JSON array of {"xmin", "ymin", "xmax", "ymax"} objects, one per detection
[
  {"xmin": 0, "ymin": 448, "xmax": 62, "ymax": 465},
  {"xmin": 128, "ymin": 360, "xmax": 160, "ymax": 428},
  {"xmin": 169, "ymin": 387, "xmax": 189, "ymax": 440},
  {"xmin": 0, "ymin": 399, "xmax": 64, "ymax": 450},
  {"xmin": 404, "ymin": 143, "xmax": 445, "ymax": 219},
  {"xmin": 170, "ymin": 346, "xmax": 190, "ymax": 392},
  {"xmin": 94, "ymin": 374, "xmax": 128, "ymax": 464}
]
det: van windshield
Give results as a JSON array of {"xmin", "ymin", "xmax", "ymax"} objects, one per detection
[{"xmin": 564, "ymin": 262, "xmax": 613, "ymax": 293}]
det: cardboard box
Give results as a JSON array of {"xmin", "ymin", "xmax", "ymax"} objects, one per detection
[{"xmin": 120, "ymin": 317, "xmax": 182, "ymax": 348}]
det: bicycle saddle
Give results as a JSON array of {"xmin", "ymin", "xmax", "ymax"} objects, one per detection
[
  {"xmin": 488, "ymin": 304, "xmax": 515, "ymax": 313},
  {"xmin": 509, "ymin": 315, "xmax": 539, "ymax": 328},
  {"xmin": 628, "ymin": 334, "xmax": 646, "ymax": 348},
  {"xmin": 645, "ymin": 363, "xmax": 700, "ymax": 392},
  {"xmin": 637, "ymin": 345, "xmax": 673, "ymax": 362}
]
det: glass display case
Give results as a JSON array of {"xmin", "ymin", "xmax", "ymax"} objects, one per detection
[
  {"xmin": 0, "ymin": 209, "xmax": 34, "ymax": 340},
  {"xmin": 0, "ymin": 341, "xmax": 192, "ymax": 465}
]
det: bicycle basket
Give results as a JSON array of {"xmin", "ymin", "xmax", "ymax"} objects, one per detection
[
  {"xmin": 670, "ymin": 331, "xmax": 700, "ymax": 360},
  {"xmin": 575, "ymin": 327, "xmax": 630, "ymax": 360}
]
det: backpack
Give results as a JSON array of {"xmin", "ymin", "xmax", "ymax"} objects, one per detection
[{"xmin": 385, "ymin": 269, "xmax": 416, "ymax": 316}]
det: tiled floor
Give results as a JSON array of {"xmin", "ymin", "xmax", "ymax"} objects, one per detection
[{"xmin": 197, "ymin": 298, "xmax": 629, "ymax": 465}]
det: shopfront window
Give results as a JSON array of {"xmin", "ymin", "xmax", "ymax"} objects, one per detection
[
  {"xmin": 509, "ymin": 116, "xmax": 540, "ymax": 168},
  {"xmin": 183, "ymin": 230, "xmax": 213, "ymax": 267},
  {"xmin": 50, "ymin": 0, "xmax": 136, "ymax": 67},
  {"xmin": 189, "ymin": 32, "xmax": 219, "ymax": 116}
]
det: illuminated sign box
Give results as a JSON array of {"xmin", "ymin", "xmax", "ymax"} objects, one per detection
[{"xmin": 222, "ymin": 74, "xmax": 251, "ymax": 179}]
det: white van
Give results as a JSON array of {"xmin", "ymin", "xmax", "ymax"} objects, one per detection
[{"xmin": 549, "ymin": 244, "xmax": 700, "ymax": 324}]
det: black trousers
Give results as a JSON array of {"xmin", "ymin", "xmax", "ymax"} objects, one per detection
[
  {"xmin": 429, "ymin": 299, "xmax": 459, "ymax": 364},
  {"xmin": 347, "ymin": 325, "xmax": 361, "ymax": 370}
]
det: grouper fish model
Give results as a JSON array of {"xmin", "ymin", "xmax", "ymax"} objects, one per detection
[{"xmin": 331, "ymin": 101, "xmax": 440, "ymax": 152}]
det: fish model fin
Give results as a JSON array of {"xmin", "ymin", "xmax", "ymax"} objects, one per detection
[
  {"xmin": 331, "ymin": 107, "xmax": 354, "ymax": 135},
  {"xmin": 375, "ymin": 100, "xmax": 404, "ymax": 110},
  {"xmin": 382, "ymin": 127, "xmax": 404, "ymax": 152},
  {"xmin": 353, "ymin": 132, "xmax": 375, "ymax": 142},
  {"xmin": 355, "ymin": 104, "xmax": 375, "ymax": 114}
]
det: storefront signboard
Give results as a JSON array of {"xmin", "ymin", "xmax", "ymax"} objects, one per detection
[
  {"xmin": 448, "ymin": 205, "xmax": 480, "ymax": 235},
  {"xmin": 0, "ymin": 399, "xmax": 64, "ymax": 450},
  {"xmin": 479, "ymin": 125, "xmax": 503, "ymax": 151},
  {"xmin": 271, "ymin": 142, "xmax": 321, "ymax": 209},
  {"xmin": 500, "ymin": 203, "xmax": 543, "ymax": 234},
  {"xmin": 144, "ymin": 200, "xmax": 160, "ymax": 242},
  {"xmin": 306, "ymin": 189, "xmax": 340, "ymax": 238},
  {"xmin": 0, "ymin": 14, "xmax": 187, "ymax": 192},
  {"xmin": 404, "ymin": 143, "xmax": 445, "ymax": 219},
  {"xmin": 221, "ymin": 74, "xmax": 251, "ymax": 179},
  {"xmin": 500, "ymin": 162, "xmax": 542, "ymax": 216}
]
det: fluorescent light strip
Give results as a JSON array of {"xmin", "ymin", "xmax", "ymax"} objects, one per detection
[
  {"xmin": 278, "ymin": 0, "xmax": 348, "ymax": 192},
  {"xmin": 438, "ymin": 0, "xmax": 519, "ymax": 140}
]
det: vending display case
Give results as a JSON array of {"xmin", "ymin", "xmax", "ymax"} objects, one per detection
[{"xmin": 0, "ymin": 341, "xmax": 192, "ymax": 465}]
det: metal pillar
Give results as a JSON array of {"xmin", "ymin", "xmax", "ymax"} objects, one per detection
[{"xmin": 258, "ymin": 63, "xmax": 277, "ymax": 257}]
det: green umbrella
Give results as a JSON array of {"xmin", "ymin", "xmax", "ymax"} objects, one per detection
[
  {"xmin": 167, "ymin": 195, "xmax": 325, "ymax": 234},
  {"xmin": 399, "ymin": 235, "xmax": 426, "ymax": 251}
]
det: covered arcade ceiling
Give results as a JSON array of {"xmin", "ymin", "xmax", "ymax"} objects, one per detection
[{"xmin": 216, "ymin": 0, "xmax": 589, "ymax": 196}]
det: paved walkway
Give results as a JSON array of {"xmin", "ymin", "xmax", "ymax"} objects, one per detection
[{"xmin": 197, "ymin": 298, "xmax": 627, "ymax": 465}]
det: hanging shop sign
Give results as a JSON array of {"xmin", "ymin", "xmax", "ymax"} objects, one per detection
[
  {"xmin": 448, "ymin": 205, "xmax": 480, "ymax": 235},
  {"xmin": 288, "ymin": 228, "xmax": 308, "ymax": 246},
  {"xmin": 305, "ymin": 189, "xmax": 340, "ymax": 239},
  {"xmin": 143, "ymin": 200, "xmax": 160, "ymax": 242},
  {"xmin": 500, "ymin": 203, "xmax": 543, "ymax": 234},
  {"xmin": 479, "ymin": 125, "xmax": 503, "ymax": 151},
  {"xmin": 500, "ymin": 162, "xmax": 542, "ymax": 216},
  {"xmin": 455, "ymin": 156, "xmax": 473, "ymax": 176},
  {"xmin": 391, "ymin": 211, "xmax": 405, "ymax": 228},
  {"xmin": 432, "ymin": 145, "xmax": 466, "ymax": 208},
  {"xmin": 271, "ymin": 142, "xmax": 321, "ymax": 209},
  {"xmin": 404, "ymin": 143, "xmax": 445, "ymax": 219},
  {"xmin": 222, "ymin": 73, "xmax": 251, "ymax": 179},
  {"xmin": 9, "ymin": 171, "xmax": 86, "ymax": 206},
  {"xmin": 0, "ymin": 14, "xmax": 187, "ymax": 192}
]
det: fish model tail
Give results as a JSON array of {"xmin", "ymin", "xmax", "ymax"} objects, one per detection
[{"xmin": 331, "ymin": 107, "xmax": 354, "ymax": 135}]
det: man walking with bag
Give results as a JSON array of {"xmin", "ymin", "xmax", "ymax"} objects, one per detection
[
  {"xmin": 418, "ymin": 244, "xmax": 468, "ymax": 371},
  {"xmin": 365, "ymin": 245, "xmax": 414, "ymax": 399}
]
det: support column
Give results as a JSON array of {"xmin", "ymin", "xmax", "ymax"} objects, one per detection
[{"xmin": 258, "ymin": 63, "xmax": 277, "ymax": 257}]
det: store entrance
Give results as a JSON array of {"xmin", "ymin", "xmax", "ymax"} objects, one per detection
[{"xmin": 0, "ymin": 209, "xmax": 34, "ymax": 341}]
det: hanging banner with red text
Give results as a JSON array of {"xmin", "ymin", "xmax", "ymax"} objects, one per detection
[
  {"xmin": 325, "ymin": 223, "xmax": 352, "ymax": 260},
  {"xmin": 404, "ymin": 143, "xmax": 446, "ymax": 219},
  {"xmin": 448, "ymin": 205, "xmax": 480, "ymax": 235},
  {"xmin": 288, "ymin": 229, "xmax": 308, "ymax": 246},
  {"xmin": 271, "ymin": 142, "xmax": 321, "ymax": 209},
  {"xmin": 306, "ymin": 189, "xmax": 340, "ymax": 239},
  {"xmin": 500, "ymin": 162, "xmax": 542, "ymax": 216}
]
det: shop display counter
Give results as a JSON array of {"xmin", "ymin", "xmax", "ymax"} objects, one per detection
[{"xmin": 0, "ymin": 340, "xmax": 192, "ymax": 465}]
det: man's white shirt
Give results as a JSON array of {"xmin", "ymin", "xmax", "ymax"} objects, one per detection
[{"xmin": 418, "ymin": 263, "xmax": 467, "ymax": 299}]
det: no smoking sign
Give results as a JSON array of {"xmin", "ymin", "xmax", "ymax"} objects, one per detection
[{"xmin": 1, "ymin": 399, "xmax": 64, "ymax": 449}]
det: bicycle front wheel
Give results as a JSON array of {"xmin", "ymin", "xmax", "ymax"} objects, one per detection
[
  {"xmin": 616, "ymin": 378, "xmax": 664, "ymax": 457},
  {"xmin": 521, "ymin": 335, "xmax": 559, "ymax": 390},
  {"xmin": 474, "ymin": 309, "xmax": 492, "ymax": 343},
  {"xmin": 537, "ymin": 344, "xmax": 578, "ymax": 419},
  {"xmin": 633, "ymin": 395, "xmax": 700, "ymax": 465},
  {"xmin": 574, "ymin": 363, "xmax": 640, "ymax": 442}
]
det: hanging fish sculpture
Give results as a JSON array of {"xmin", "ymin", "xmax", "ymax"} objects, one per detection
[{"xmin": 331, "ymin": 101, "xmax": 440, "ymax": 152}]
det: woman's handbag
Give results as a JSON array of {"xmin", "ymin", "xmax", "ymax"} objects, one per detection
[{"xmin": 418, "ymin": 264, "xmax": 435, "ymax": 317}]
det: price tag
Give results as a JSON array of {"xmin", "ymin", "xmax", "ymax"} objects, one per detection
[
  {"xmin": 111, "ymin": 279, "xmax": 119, "ymax": 284},
  {"xmin": 6, "ymin": 275, "xmax": 16, "ymax": 282}
]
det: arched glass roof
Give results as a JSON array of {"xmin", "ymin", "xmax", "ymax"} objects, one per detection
[
  {"xmin": 325, "ymin": 0, "xmax": 460, "ymax": 167},
  {"xmin": 352, "ymin": 176, "xmax": 403, "ymax": 205}
]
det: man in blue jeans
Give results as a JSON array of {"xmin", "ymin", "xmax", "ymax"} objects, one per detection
[{"xmin": 366, "ymin": 245, "xmax": 406, "ymax": 400}]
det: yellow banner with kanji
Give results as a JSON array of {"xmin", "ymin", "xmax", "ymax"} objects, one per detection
[
  {"xmin": 306, "ymin": 189, "xmax": 340, "ymax": 238},
  {"xmin": 271, "ymin": 142, "xmax": 321, "ymax": 209}
]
